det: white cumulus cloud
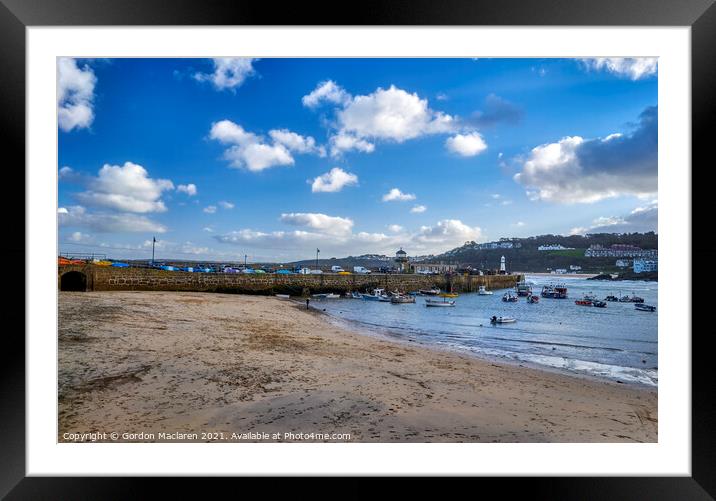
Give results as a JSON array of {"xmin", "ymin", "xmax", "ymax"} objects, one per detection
[
  {"xmin": 311, "ymin": 167, "xmax": 359, "ymax": 193},
  {"xmin": 410, "ymin": 205, "xmax": 427, "ymax": 213},
  {"xmin": 279, "ymin": 212, "xmax": 354, "ymax": 236},
  {"xmin": 75, "ymin": 162, "xmax": 174, "ymax": 213},
  {"xmin": 580, "ymin": 58, "xmax": 658, "ymax": 80},
  {"xmin": 382, "ymin": 188, "xmax": 416, "ymax": 202},
  {"xmin": 304, "ymin": 81, "xmax": 461, "ymax": 158},
  {"xmin": 203, "ymin": 205, "xmax": 217, "ymax": 214},
  {"xmin": 302, "ymin": 80, "xmax": 351, "ymax": 108},
  {"xmin": 445, "ymin": 132, "xmax": 488, "ymax": 157},
  {"xmin": 337, "ymin": 85, "xmax": 455, "ymax": 143},
  {"xmin": 194, "ymin": 58, "xmax": 258, "ymax": 90},
  {"xmin": 58, "ymin": 205, "xmax": 167, "ymax": 233},
  {"xmin": 57, "ymin": 57, "xmax": 96, "ymax": 132},
  {"xmin": 415, "ymin": 219, "xmax": 483, "ymax": 245},
  {"xmin": 218, "ymin": 201, "xmax": 234, "ymax": 209},
  {"xmin": 176, "ymin": 183, "xmax": 197, "ymax": 196},
  {"xmin": 209, "ymin": 120, "xmax": 324, "ymax": 172},
  {"xmin": 514, "ymin": 106, "xmax": 657, "ymax": 203}
]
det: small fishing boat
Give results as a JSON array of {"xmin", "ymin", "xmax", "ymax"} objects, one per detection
[
  {"xmin": 362, "ymin": 288, "xmax": 391, "ymax": 301},
  {"xmin": 592, "ymin": 300, "xmax": 607, "ymax": 308},
  {"xmin": 583, "ymin": 292, "xmax": 598, "ymax": 302},
  {"xmin": 312, "ymin": 293, "xmax": 340, "ymax": 299},
  {"xmin": 604, "ymin": 295, "xmax": 620, "ymax": 302},
  {"xmin": 619, "ymin": 294, "xmax": 645, "ymax": 303},
  {"xmin": 425, "ymin": 298, "xmax": 455, "ymax": 307},
  {"xmin": 541, "ymin": 284, "xmax": 567, "ymax": 298},
  {"xmin": 391, "ymin": 295, "xmax": 416, "ymax": 304},
  {"xmin": 635, "ymin": 303, "xmax": 656, "ymax": 312},
  {"xmin": 490, "ymin": 316, "xmax": 516, "ymax": 324},
  {"xmin": 439, "ymin": 292, "xmax": 459, "ymax": 298},
  {"xmin": 477, "ymin": 285, "xmax": 493, "ymax": 295},
  {"xmin": 350, "ymin": 291, "xmax": 363, "ymax": 299},
  {"xmin": 526, "ymin": 294, "xmax": 540, "ymax": 303},
  {"xmin": 515, "ymin": 282, "xmax": 532, "ymax": 297},
  {"xmin": 502, "ymin": 292, "xmax": 518, "ymax": 302},
  {"xmin": 575, "ymin": 298, "xmax": 593, "ymax": 306},
  {"xmin": 419, "ymin": 288, "xmax": 441, "ymax": 296}
]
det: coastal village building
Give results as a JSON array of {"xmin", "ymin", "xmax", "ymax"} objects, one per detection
[
  {"xmin": 633, "ymin": 259, "xmax": 658, "ymax": 273},
  {"xmin": 584, "ymin": 244, "xmax": 658, "ymax": 259},
  {"xmin": 615, "ymin": 259, "xmax": 632, "ymax": 268},
  {"xmin": 394, "ymin": 248, "xmax": 409, "ymax": 273},
  {"xmin": 538, "ymin": 244, "xmax": 575, "ymax": 251}
]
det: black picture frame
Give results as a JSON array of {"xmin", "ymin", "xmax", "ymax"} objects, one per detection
[{"xmin": 2, "ymin": 0, "xmax": 712, "ymax": 496}]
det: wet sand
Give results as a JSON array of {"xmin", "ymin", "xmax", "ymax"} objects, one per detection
[{"xmin": 58, "ymin": 291, "xmax": 657, "ymax": 442}]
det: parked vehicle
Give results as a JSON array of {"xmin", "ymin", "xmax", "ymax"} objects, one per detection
[
  {"xmin": 331, "ymin": 265, "xmax": 344, "ymax": 273},
  {"xmin": 353, "ymin": 266, "xmax": 371, "ymax": 274}
]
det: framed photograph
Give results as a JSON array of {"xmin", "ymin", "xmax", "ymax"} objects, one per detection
[{"xmin": 4, "ymin": 0, "xmax": 713, "ymax": 494}]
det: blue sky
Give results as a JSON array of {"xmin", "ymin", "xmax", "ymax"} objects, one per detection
[{"xmin": 58, "ymin": 57, "xmax": 658, "ymax": 262}]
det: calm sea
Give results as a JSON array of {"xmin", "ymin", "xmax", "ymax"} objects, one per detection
[{"xmin": 315, "ymin": 275, "xmax": 658, "ymax": 387}]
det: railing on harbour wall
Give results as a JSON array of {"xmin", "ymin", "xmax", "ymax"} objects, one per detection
[{"xmin": 58, "ymin": 264, "xmax": 522, "ymax": 295}]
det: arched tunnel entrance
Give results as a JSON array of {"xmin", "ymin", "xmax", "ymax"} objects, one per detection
[{"xmin": 60, "ymin": 271, "xmax": 87, "ymax": 291}]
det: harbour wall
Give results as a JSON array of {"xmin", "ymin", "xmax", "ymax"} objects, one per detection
[{"xmin": 58, "ymin": 265, "xmax": 522, "ymax": 295}]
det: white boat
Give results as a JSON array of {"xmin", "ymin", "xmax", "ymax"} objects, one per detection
[
  {"xmin": 312, "ymin": 293, "xmax": 340, "ymax": 299},
  {"xmin": 362, "ymin": 288, "xmax": 391, "ymax": 302},
  {"xmin": 425, "ymin": 298, "xmax": 456, "ymax": 307},
  {"xmin": 418, "ymin": 288, "xmax": 441, "ymax": 296},
  {"xmin": 502, "ymin": 292, "xmax": 518, "ymax": 302},
  {"xmin": 477, "ymin": 285, "xmax": 493, "ymax": 295},
  {"xmin": 490, "ymin": 316, "xmax": 516, "ymax": 324},
  {"xmin": 390, "ymin": 294, "xmax": 416, "ymax": 304},
  {"xmin": 275, "ymin": 294, "xmax": 290, "ymax": 299},
  {"xmin": 635, "ymin": 303, "xmax": 656, "ymax": 312}
]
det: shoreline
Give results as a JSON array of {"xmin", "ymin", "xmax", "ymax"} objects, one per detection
[
  {"xmin": 309, "ymin": 300, "xmax": 656, "ymax": 390},
  {"xmin": 59, "ymin": 291, "xmax": 657, "ymax": 443}
]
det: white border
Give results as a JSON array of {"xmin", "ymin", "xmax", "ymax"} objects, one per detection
[{"xmin": 28, "ymin": 27, "xmax": 691, "ymax": 476}]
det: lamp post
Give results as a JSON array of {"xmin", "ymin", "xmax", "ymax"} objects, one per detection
[
  {"xmin": 315, "ymin": 248, "xmax": 320, "ymax": 271},
  {"xmin": 151, "ymin": 236, "xmax": 156, "ymax": 266}
]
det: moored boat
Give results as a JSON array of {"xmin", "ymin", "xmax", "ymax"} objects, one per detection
[
  {"xmin": 439, "ymin": 292, "xmax": 458, "ymax": 298},
  {"xmin": 526, "ymin": 294, "xmax": 540, "ymax": 303},
  {"xmin": 592, "ymin": 300, "xmax": 607, "ymax": 308},
  {"xmin": 425, "ymin": 298, "xmax": 455, "ymax": 307},
  {"xmin": 477, "ymin": 285, "xmax": 493, "ymax": 295},
  {"xmin": 635, "ymin": 303, "xmax": 656, "ymax": 312},
  {"xmin": 390, "ymin": 295, "xmax": 416, "ymax": 304},
  {"xmin": 541, "ymin": 284, "xmax": 567, "ymax": 299},
  {"xmin": 362, "ymin": 288, "xmax": 391, "ymax": 302},
  {"xmin": 490, "ymin": 315, "xmax": 516, "ymax": 324},
  {"xmin": 515, "ymin": 281, "xmax": 532, "ymax": 296},
  {"xmin": 419, "ymin": 288, "xmax": 441, "ymax": 296},
  {"xmin": 502, "ymin": 292, "xmax": 518, "ymax": 302},
  {"xmin": 619, "ymin": 294, "xmax": 645, "ymax": 303},
  {"xmin": 604, "ymin": 295, "xmax": 620, "ymax": 302}
]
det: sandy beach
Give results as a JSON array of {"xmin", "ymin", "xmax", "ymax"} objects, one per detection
[{"xmin": 58, "ymin": 291, "xmax": 657, "ymax": 443}]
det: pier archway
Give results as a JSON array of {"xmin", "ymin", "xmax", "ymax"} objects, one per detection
[{"xmin": 60, "ymin": 271, "xmax": 87, "ymax": 291}]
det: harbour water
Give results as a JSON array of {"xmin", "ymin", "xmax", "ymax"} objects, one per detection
[{"xmin": 316, "ymin": 275, "xmax": 658, "ymax": 387}]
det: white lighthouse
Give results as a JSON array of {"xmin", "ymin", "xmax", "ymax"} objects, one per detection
[{"xmin": 500, "ymin": 255, "xmax": 506, "ymax": 273}]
